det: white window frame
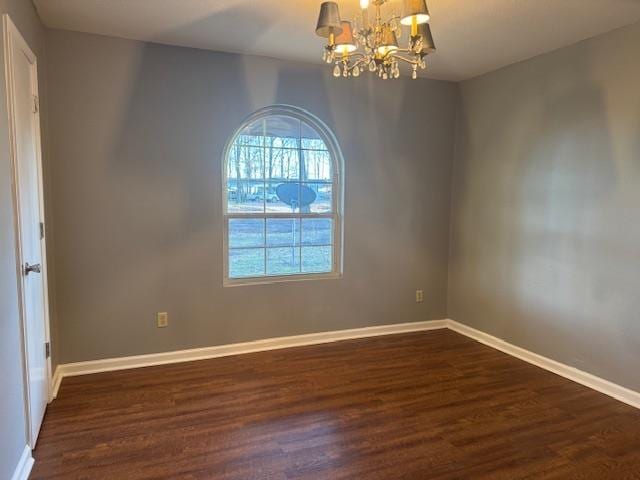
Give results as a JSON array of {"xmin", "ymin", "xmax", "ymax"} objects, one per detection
[{"xmin": 222, "ymin": 105, "xmax": 344, "ymax": 286}]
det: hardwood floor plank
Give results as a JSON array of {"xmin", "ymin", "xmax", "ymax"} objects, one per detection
[{"xmin": 31, "ymin": 330, "xmax": 640, "ymax": 479}]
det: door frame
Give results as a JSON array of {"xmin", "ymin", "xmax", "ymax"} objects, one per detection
[{"xmin": 3, "ymin": 13, "xmax": 53, "ymax": 448}]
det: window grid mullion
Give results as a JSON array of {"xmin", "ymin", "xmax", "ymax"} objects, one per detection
[
  {"xmin": 225, "ymin": 213, "xmax": 334, "ymax": 220},
  {"xmin": 233, "ymin": 144, "xmax": 329, "ymax": 153},
  {"xmin": 263, "ymin": 118, "xmax": 267, "ymax": 275},
  {"xmin": 298, "ymin": 119, "xmax": 303, "ymax": 272},
  {"xmin": 229, "ymin": 244, "xmax": 333, "ymax": 251}
]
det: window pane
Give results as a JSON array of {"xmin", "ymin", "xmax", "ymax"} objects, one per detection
[
  {"xmin": 229, "ymin": 248, "xmax": 265, "ymax": 278},
  {"xmin": 301, "ymin": 246, "xmax": 332, "ymax": 273},
  {"xmin": 267, "ymin": 247, "xmax": 301, "ymax": 276},
  {"xmin": 227, "ymin": 144, "xmax": 265, "ymax": 213},
  {"xmin": 265, "ymin": 147, "xmax": 299, "ymax": 181},
  {"xmin": 229, "ymin": 219, "xmax": 265, "ymax": 248},
  {"xmin": 266, "ymin": 181, "xmax": 301, "ymax": 213},
  {"xmin": 301, "ymin": 218, "xmax": 332, "ymax": 246},
  {"xmin": 235, "ymin": 133, "xmax": 263, "ymax": 147},
  {"xmin": 267, "ymin": 218, "xmax": 300, "ymax": 247},
  {"xmin": 303, "ymin": 183, "xmax": 332, "ymax": 213},
  {"xmin": 227, "ymin": 178, "xmax": 265, "ymax": 213},
  {"xmin": 264, "ymin": 144, "xmax": 300, "ymax": 214},
  {"xmin": 302, "ymin": 150, "xmax": 331, "ymax": 181},
  {"xmin": 301, "ymin": 121, "xmax": 327, "ymax": 150},
  {"xmin": 264, "ymin": 116, "xmax": 300, "ymax": 148},
  {"xmin": 237, "ymin": 118, "xmax": 265, "ymax": 144}
]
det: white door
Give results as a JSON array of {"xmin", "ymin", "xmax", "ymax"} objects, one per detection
[{"xmin": 3, "ymin": 14, "xmax": 51, "ymax": 447}]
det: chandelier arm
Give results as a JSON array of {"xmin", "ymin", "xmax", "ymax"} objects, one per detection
[
  {"xmin": 389, "ymin": 53, "xmax": 421, "ymax": 66},
  {"xmin": 345, "ymin": 57, "xmax": 368, "ymax": 72},
  {"xmin": 339, "ymin": 52, "xmax": 368, "ymax": 61},
  {"xmin": 391, "ymin": 48, "xmax": 419, "ymax": 56},
  {"xmin": 378, "ymin": 48, "xmax": 415, "ymax": 62}
]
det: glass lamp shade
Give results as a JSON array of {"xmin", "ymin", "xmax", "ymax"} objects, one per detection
[
  {"xmin": 316, "ymin": 2, "xmax": 344, "ymax": 38},
  {"xmin": 376, "ymin": 26, "xmax": 398, "ymax": 56},
  {"xmin": 335, "ymin": 21, "xmax": 357, "ymax": 54},
  {"xmin": 418, "ymin": 22, "xmax": 436, "ymax": 53},
  {"xmin": 400, "ymin": 0, "xmax": 430, "ymax": 26}
]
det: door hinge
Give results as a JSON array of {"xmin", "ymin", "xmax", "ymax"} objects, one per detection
[
  {"xmin": 32, "ymin": 95, "xmax": 39, "ymax": 114},
  {"xmin": 45, "ymin": 342, "xmax": 50, "ymax": 359},
  {"xmin": 40, "ymin": 222, "xmax": 44, "ymax": 239}
]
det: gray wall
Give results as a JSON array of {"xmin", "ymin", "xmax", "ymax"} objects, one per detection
[
  {"xmin": 449, "ymin": 22, "xmax": 640, "ymax": 391},
  {"xmin": 0, "ymin": 0, "xmax": 49, "ymax": 477},
  {"xmin": 46, "ymin": 30, "xmax": 458, "ymax": 364}
]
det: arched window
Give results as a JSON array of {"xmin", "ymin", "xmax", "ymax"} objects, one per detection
[{"xmin": 223, "ymin": 105, "xmax": 343, "ymax": 284}]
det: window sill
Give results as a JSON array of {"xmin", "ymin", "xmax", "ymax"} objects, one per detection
[{"xmin": 223, "ymin": 272, "xmax": 342, "ymax": 287}]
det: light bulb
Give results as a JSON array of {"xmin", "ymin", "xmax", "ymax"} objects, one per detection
[{"xmin": 360, "ymin": 0, "xmax": 369, "ymax": 9}]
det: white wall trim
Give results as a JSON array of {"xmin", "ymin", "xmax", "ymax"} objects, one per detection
[
  {"xmin": 447, "ymin": 319, "xmax": 640, "ymax": 410},
  {"xmin": 51, "ymin": 318, "xmax": 640, "ymax": 411},
  {"xmin": 52, "ymin": 320, "xmax": 448, "ymax": 397},
  {"xmin": 10, "ymin": 445, "xmax": 34, "ymax": 480},
  {"xmin": 51, "ymin": 366, "xmax": 63, "ymax": 399}
]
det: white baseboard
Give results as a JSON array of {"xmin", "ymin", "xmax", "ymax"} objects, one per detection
[
  {"xmin": 10, "ymin": 445, "xmax": 33, "ymax": 480},
  {"xmin": 51, "ymin": 318, "xmax": 640, "ymax": 411},
  {"xmin": 447, "ymin": 319, "xmax": 640, "ymax": 410},
  {"xmin": 51, "ymin": 366, "xmax": 63, "ymax": 399},
  {"xmin": 52, "ymin": 319, "xmax": 448, "ymax": 398}
]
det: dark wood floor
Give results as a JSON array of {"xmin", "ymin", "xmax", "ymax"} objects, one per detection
[{"xmin": 32, "ymin": 330, "xmax": 640, "ymax": 479}]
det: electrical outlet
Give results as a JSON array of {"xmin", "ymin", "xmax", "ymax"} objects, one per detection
[
  {"xmin": 415, "ymin": 290, "xmax": 424, "ymax": 303},
  {"xmin": 156, "ymin": 312, "xmax": 169, "ymax": 328}
]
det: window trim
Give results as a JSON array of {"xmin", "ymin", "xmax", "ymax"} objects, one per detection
[{"xmin": 222, "ymin": 105, "xmax": 344, "ymax": 286}]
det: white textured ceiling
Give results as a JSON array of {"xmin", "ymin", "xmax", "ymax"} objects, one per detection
[{"xmin": 34, "ymin": 0, "xmax": 640, "ymax": 81}]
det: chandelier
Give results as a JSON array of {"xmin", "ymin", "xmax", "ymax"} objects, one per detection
[{"xmin": 315, "ymin": 0, "xmax": 435, "ymax": 80}]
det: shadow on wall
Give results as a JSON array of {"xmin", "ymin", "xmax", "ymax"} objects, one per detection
[
  {"xmin": 450, "ymin": 41, "xmax": 639, "ymax": 377},
  {"xmin": 94, "ymin": 12, "xmax": 351, "ymax": 350},
  {"xmin": 511, "ymin": 51, "xmax": 620, "ymax": 367},
  {"xmin": 100, "ymin": 12, "xmax": 271, "ymax": 347},
  {"xmin": 110, "ymin": 6, "xmax": 339, "ymax": 241},
  {"xmin": 147, "ymin": 2, "xmax": 273, "ymax": 55},
  {"xmin": 50, "ymin": 16, "xmax": 455, "ymax": 363},
  {"xmin": 636, "ymin": 111, "xmax": 640, "ymax": 175},
  {"xmin": 109, "ymin": 6, "xmax": 279, "ymax": 242}
]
